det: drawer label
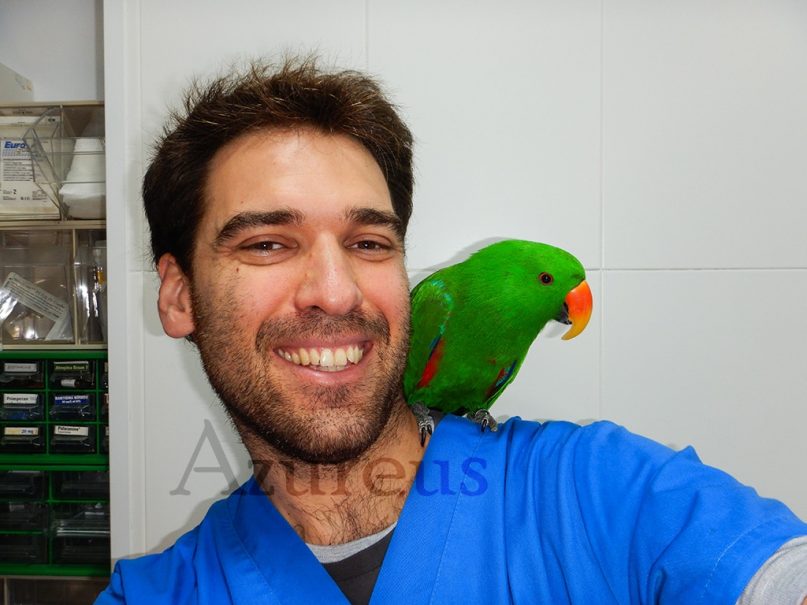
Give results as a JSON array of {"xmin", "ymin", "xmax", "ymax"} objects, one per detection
[
  {"xmin": 53, "ymin": 394, "xmax": 90, "ymax": 406},
  {"xmin": 3, "ymin": 362, "xmax": 38, "ymax": 373},
  {"xmin": 54, "ymin": 425, "xmax": 89, "ymax": 437},
  {"xmin": 4, "ymin": 426, "xmax": 39, "ymax": 436},
  {"xmin": 2, "ymin": 393, "xmax": 38, "ymax": 405},
  {"xmin": 53, "ymin": 361, "xmax": 90, "ymax": 373}
]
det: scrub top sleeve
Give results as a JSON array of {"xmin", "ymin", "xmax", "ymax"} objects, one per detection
[
  {"xmin": 568, "ymin": 422, "xmax": 807, "ymax": 605},
  {"xmin": 94, "ymin": 563, "xmax": 126, "ymax": 604},
  {"xmin": 92, "ymin": 524, "xmax": 204, "ymax": 605}
]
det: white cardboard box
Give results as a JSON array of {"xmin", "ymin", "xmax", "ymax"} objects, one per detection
[{"xmin": 0, "ymin": 114, "xmax": 59, "ymax": 220}]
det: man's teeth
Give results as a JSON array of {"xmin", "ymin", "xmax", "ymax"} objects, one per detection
[{"xmin": 277, "ymin": 346, "xmax": 364, "ymax": 371}]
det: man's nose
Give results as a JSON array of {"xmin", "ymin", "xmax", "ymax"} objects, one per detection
[{"xmin": 294, "ymin": 240, "xmax": 363, "ymax": 315}]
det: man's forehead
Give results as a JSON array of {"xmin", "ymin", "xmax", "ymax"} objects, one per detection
[
  {"xmin": 201, "ymin": 128, "xmax": 394, "ymax": 226},
  {"xmin": 207, "ymin": 126, "xmax": 383, "ymax": 184}
]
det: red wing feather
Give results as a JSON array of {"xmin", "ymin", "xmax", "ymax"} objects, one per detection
[{"xmin": 416, "ymin": 336, "xmax": 445, "ymax": 389}]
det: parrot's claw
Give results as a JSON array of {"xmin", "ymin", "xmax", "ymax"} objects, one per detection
[
  {"xmin": 410, "ymin": 403, "xmax": 435, "ymax": 447},
  {"xmin": 469, "ymin": 409, "xmax": 498, "ymax": 432}
]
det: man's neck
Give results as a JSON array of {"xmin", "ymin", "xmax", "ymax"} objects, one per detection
[{"xmin": 240, "ymin": 399, "xmax": 428, "ymax": 546}]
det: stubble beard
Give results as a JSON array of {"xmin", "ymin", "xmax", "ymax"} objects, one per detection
[{"xmin": 190, "ymin": 287, "xmax": 410, "ymax": 465}]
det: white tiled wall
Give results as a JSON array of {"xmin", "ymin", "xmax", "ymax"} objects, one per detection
[
  {"xmin": 105, "ymin": 0, "xmax": 807, "ymax": 556},
  {"xmin": 602, "ymin": 269, "xmax": 807, "ymax": 513},
  {"xmin": 367, "ymin": 0, "xmax": 602, "ymax": 270},
  {"xmin": 0, "ymin": 0, "xmax": 103, "ymax": 101},
  {"xmin": 603, "ymin": 0, "xmax": 807, "ymax": 269}
]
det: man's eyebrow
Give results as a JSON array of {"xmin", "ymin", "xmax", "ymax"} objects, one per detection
[
  {"xmin": 345, "ymin": 207, "xmax": 404, "ymax": 241},
  {"xmin": 214, "ymin": 209, "xmax": 304, "ymax": 246}
]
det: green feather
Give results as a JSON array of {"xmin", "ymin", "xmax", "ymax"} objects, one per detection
[{"xmin": 404, "ymin": 239, "xmax": 587, "ymax": 416}]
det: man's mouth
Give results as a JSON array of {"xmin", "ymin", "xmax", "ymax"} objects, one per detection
[{"xmin": 276, "ymin": 344, "xmax": 366, "ymax": 373}]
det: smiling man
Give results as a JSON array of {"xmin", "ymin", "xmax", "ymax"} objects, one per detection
[
  {"xmin": 96, "ymin": 58, "xmax": 807, "ymax": 604},
  {"xmin": 157, "ymin": 126, "xmax": 423, "ymax": 550},
  {"xmin": 168, "ymin": 130, "xmax": 413, "ymax": 470}
]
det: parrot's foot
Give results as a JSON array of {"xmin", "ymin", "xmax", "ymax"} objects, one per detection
[
  {"xmin": 410, "ymin": 403, "xmax": 435, "ymax": 447},
  {"xmin": 469, "ymin": 409, "xmax": 498, "ymax": 432}
]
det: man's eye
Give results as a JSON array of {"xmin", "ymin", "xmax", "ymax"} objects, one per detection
[
  {"xmin": 353, "ymin": 240, "xmax": 386, "ymax": 251},
  {"xmin": 243, "ymin": 240, "xmax": 284, "ymax": 253}
]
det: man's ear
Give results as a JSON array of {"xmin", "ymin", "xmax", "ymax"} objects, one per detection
[{"xmin": 157, "ymin": 253, "xmax": 196, "ymax": 338}]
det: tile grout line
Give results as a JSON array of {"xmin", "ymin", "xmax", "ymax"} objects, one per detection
[
  {"xmin": 597, "ymin": 267, "xmax": 807, "ymax": 272},
  {"xmin": 364, "ymin": 0, "xmax": 370, "ymax": 71},
  {"xmin": 407, "ymin": 267, "xmax": 807, "ymax": 274},
  {"xmin": 598, "ymin": 0, "xmax": 606, "ymax": 423}
]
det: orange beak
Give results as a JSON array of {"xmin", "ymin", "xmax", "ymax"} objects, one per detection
[{"xmin": 562, "ymin": 280, "xmax": 593, "ymax": 341}]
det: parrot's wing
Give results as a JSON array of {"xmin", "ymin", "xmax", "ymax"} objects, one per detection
[
  {"xmin": 482, "ymin": 356, "xmax": 524, "ymax": 408},
  {"xmin": 404, "ymin": 276, "xmax": 454, "ymax": 400}
]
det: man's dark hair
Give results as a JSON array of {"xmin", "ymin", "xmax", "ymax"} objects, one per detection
[{"xmin": 143, "ymin": 56, "xmax": 414, "ymax": 274}]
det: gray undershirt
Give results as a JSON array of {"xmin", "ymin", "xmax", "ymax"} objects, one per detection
[
  {"xmin": 737, "ymin": 536, "xmax": 807, "ymax": 605},
  {"xmin": 308, "ymin": 523, "xmax": 397, "ymax": 605},
  {"xmin": 307, "ymin": 522, "xmax": 396, "ymax": 564}
]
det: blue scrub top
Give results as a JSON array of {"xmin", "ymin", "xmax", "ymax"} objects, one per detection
[{"xmin": 97, "ymin": 415, "xmax": 807, "ymax": 604}]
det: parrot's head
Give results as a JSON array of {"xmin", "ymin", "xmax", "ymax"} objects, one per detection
[{"xmin": 469, "ymin": 239, "xmax": 593, "ymax": 340}]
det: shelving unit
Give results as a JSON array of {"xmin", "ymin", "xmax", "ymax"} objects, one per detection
[
  {"xmin": 1, "ymin": 103, "xmax": 107, "ymax": 351},
  {"xmin": 0, "ymin": 351, "xmax": 109, "ymax": 578},
  {"xmin": 0, "ymin": 100, "xmax": 109, "ymax": 601},
  {"xmin": 0, "ymin": 221, "xmax": 106, "ymax": 351}
]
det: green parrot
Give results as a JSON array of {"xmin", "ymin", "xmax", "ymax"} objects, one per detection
[{"xmin": 403, "ymin": 239, "xmax": 593, "ymax": 440}]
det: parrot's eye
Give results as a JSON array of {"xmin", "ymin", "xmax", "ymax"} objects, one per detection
[{"xmin": 538, "ymin": 272, "xmax": 554, "ymax": 285}]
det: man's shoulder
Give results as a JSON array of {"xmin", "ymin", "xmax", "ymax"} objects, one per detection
[
  {"xmin": 496, "ymin": 414, "xmax": 664, "ymax": 447},
  {"xmin": 95, "ymin": 485, "xmax": 246, "ymax": 604},
  {"xmin": 431, "ymin": 413, "xmax": 683, "ymax": 498},
  {"xmin": 440, "ymin": 412, "xmax": 664, "ymax": 460}
]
